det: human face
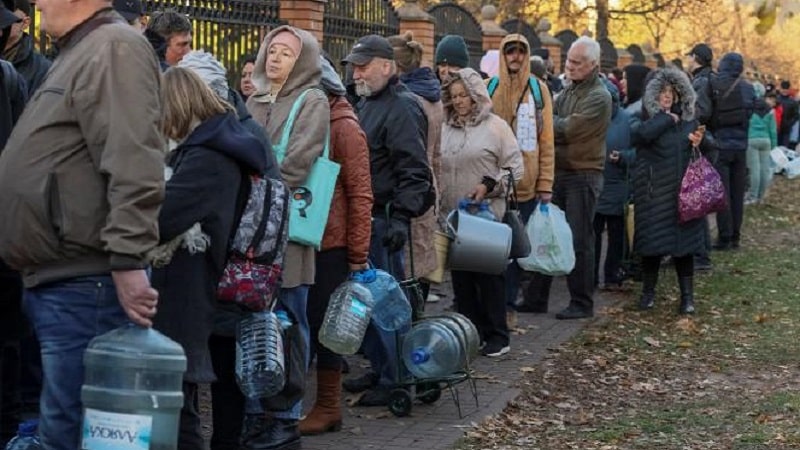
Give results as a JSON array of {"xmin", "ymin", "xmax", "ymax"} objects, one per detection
[
  {"xmin": 448, "ymin": 80, "xmax": 474, "ymax": 120},
  {"xmin": 765, "ymin": 96, "xmax": 777, "ymax": 108},
  {"xmin": 564, "ymin": 44, "xmax": 596, "ymax": 82},
  {"xmin": 504, "ymin": 44, "xmax": 526, "ymax": 74},
  {"xmin": 352, "ymin": 57, "xmax": 392, "ymax": 97},
  {"xmin": 658, "ymin": 86, "xmax": 675, "ymax": 111},
  {"xmin": 620, "ymin": 72, "xmax": 628, "ymax": 97},
  {"xmin": 437, "ymin": 63, "xmax": 460, "ymax": 83},
  {"xmin": 685, "ymin": 55, "xmax": 700, "ymax": 73},
  {"xmin": 240, "ymin": 62, "xmax": 255, "ymax": 97},
  {"xmin": 4, "ymin": 9, "xmax": 28, "ymax": 50},
  {"xmin": 265, "ymin": 43, "xmax": 298, "ymax": 85},
  {"xmin": 34, "ymin": 0, "xmax": 70, "ymax": 38},
  {"xmin": 165, "ymin": 31, "xmax": 192, "ymax": 66}
]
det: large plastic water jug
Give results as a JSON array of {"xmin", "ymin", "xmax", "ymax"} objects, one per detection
[
  {"xmin": 81, "ymin": 324, "xmax": 186, "ymax": 450},
  {"xmin": 438, "ymin": 312, "xmax": 480, "ymax": 362},
  {"xmin": 357, "ymin": 269, "xmax": 411, "ymax": 331},
  {"xmin": 401, "ymin": 319, "xmax": 465, "ymax": 379},
  {"xmin": 319, "ymin": 281, "xmax": 374, "ymax": 355},
  {"xmin": 236, "ymin": 311, "xmax": 285, "ymax": 399},
  {"xmin": 4, "ymin": 419, "xmax": 41, "ymax": 450}
]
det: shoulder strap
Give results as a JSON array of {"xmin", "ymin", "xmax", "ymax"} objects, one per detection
[
  {"xmin": 487, "ymin": 76, "xmax": 499, "ymax": 97},
  {"xmin": 528, "ymin": 76, "xmax": 543, "ymax": 110},
  {"xmin": 1, "ymin": 61, "xmax": 14, "ymax": 96},
  {"xmin": 275, "ymin": 88, "xmax": 331, "ymax": 163}
]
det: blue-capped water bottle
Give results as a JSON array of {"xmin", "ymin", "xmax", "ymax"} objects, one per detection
[
  {"xmin": 5, "ymin": 420, "xmax": 41, "ymax": 450},
  {"xmin": 355, "ymin": 268, "xmax": 411, "ymax": 332},
  {"xmin": 319, "ymin": 280, "xmax": 374, "ymax": 355}
]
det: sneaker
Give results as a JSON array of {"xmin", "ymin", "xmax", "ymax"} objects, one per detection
[
  {"xmin": 481, "ymin": 342, "xmax": 510, "ymax": 357},
  {"xmin": 426, "ymin": 292, "xmax": 441, "ymax": 303},
  {"xmin": 343, "ymin": 371, "xmax": 378, "ymax": 393},
  {"xmin": 555, "ymin": 305, "xmax": 593, "ymax": 320}
]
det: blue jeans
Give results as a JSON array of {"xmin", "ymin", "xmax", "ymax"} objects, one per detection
[
  {"xmin": 505, "ymin": 199, "xmax": 537, "ymax": 309},
  {"xmin": 271, "ymin": 285, "xmax": 309, "ymax": 420},
  {"xmin": 362, "ymin": 216, "xmax": 409, "ymax": 387},
  {"xmin": 23, "ymin": 276, "xmax": 128, "ymax": 450}
]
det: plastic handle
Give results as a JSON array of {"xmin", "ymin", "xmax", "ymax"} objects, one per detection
[
  {"xmin": 539, "ymin": 202, "xmax": 549, "ymax": 214},
  {"xmin": 411, "ymin": 348, "xmax": 431, "ymax": 365},
  {"xmin": 350, "ymin": 268, "xmax": 377, "ymax": 284}
]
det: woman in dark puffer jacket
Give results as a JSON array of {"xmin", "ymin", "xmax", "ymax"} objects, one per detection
[{"xmin": 630, "ymin": 67, "xmax": 715, "ymax": 315}]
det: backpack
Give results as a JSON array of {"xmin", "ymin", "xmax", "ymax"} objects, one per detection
[
  {"xmin": 710, "ymin": 74, "xmax": 748, "ymax": 130},
  {"xmin": 487, "ymin": 75, "xmax": 545, "ymax": 135},
  {"xmin": 216, "ymin": 174, "xmax": 291, "ymax": 311}
]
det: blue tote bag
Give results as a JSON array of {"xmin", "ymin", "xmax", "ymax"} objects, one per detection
[{"xmin": 273, "ymin": 89, "xmax": 340, "ymax": 249}]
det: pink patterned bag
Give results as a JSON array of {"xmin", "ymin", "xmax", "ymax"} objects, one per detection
[{"xmin": 678, "ymin": 148, "xmax": 727, "ymax": 223}]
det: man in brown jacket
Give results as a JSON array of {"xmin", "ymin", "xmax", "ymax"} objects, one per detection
[
  {"xmin": 523, "ymin": 36, "xmax": 611, "ymax": 320},
  {"xmin": 0, "ymin": 2, "xmax": 164, "ymax": 448},
  {"xmin": 484, "ymin": 34, "xmax": 555, "ymax": 327}
]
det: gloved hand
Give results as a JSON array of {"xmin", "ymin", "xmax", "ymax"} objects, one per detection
[{"xmin": 382, "ymin": 216, "xmax": 409, "ymax": 253}]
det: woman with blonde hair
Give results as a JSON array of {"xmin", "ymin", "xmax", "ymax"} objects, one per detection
[{"xmin": 151, "ymin": 67, "xmax": 269, "ymax": 448}]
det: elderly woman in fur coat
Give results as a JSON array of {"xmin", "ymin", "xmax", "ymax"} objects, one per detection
[{"xmin": 630, "ymin": 67, "xmax": 715, "ymax": 315}]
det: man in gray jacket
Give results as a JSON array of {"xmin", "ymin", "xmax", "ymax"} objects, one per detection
[
  {"xmin": 0, "ymin": 2, "xmax": 164, "ymax": 448},
  {"xmin": 524, "ymin": 36, "xmax": 611, "ymax": 320}
]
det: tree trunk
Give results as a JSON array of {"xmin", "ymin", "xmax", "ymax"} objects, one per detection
[{"xmin": 596, "ymin": 0, "xmax": 609, "ymax": 39}]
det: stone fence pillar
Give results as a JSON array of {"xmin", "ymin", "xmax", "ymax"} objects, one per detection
[{"xmin": 279, "ymin": 0, "xmax": 327, "ymax": 43}]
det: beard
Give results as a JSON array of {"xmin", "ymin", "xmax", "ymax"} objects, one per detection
[{"xmin": 355, "ymin": 81, "xmax": 373, "ymax": 97}]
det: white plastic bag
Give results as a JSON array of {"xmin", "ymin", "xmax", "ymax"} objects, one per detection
[
  {"xmin": 771, "ymin": 147, "xmax": 789, "ymax": 172},
  {"xmin": 517, "ymin": 203, "xmax": 575, "ymax": 276},
  {"xmin": 785, "ymin": 158, "xmax": 800, "ymax": 179}
]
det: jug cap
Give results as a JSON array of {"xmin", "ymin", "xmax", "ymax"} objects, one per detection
[
  {"xmin": 350, "ymin": 268, "xmax": 377, "ymax": 283},
  {"xmin": 411, "ymin": 348, "xmax": 431, "ymax": 365},
  {"xmin": 18, "ymin": 419, "xmax": 38, "ymax": 436}
]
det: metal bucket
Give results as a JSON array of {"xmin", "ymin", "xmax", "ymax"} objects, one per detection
[{"xmin": 446, "ymin": 209, "xmax": 512, "ymax": 275}]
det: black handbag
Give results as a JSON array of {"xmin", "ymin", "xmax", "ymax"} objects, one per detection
[{"xmin": 502, "ymin": 168, "xmax": 532, "ymax": 259}]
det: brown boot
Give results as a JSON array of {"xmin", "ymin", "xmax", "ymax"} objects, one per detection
[{"xmin": 299, "ymin": 369, "xmax": 342, "ymax": 435}]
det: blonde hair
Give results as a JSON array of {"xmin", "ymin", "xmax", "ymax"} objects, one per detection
[
  {"xmin": 161, "ymin": 67, "xmax": 234, "ymax": 141},
  {"xmin": 387, "ymin": 31, "xmax": 424, "ymax": 73}
]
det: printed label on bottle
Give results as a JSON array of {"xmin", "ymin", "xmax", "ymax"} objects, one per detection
[
  {"xmin": 81, "ymin": 408, "xmax": 152, "ymax": 450},
  {"xmin": 349, "ymin": 297, "xmax": 367, "ymax": 319}
]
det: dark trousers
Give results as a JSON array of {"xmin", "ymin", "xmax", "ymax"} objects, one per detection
[
  {"xmin": 307, "ymin": 248, "xmax": 349, "ymax": 371},
  {"xmin": 526, "ymin": 171, "xmax": 603, "ymax": 311},
  {"xmin": 642, "ymin": 254, "xmax": 694, "ymax": 279},
  {"xmin": 452, "ymin": 270, "xmax": 508, "ymax": 347},
  {"xmin": 593, "ymin": 213, "xmax": 625, "ymax": 285},
  {"xmin": 505, "ymin": 199, "xmax": 537, "ymax": 309},
  {"xmin": 715, "ymin": 151, "xmax": 747, "ymax": 245}
]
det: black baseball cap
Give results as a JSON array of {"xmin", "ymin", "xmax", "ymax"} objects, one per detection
[
  {"xmin": 113, "ymin": 0, "xmax": 143, "ymax": 22},
  {"xmin": 0, "ymin": 4, "xmax": 20, "ymax": 29},
  {"xmin": 342, "ymin": 35, "xmax": 395, "ymax": 66},
  {"xmin": 686, "ymin": 43, "xmax": 713, "ymax": 66}
]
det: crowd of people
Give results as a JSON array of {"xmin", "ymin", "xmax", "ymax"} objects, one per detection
[{"xmin": 0, "ymin": 0, "xmax": 798, "ymax": 449}]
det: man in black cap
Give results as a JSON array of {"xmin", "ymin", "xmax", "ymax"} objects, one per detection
[
  {"xmin": 341, "ymin": 34, "xmax": 431, "ymax": 406},
  {"xmin": 2, "ymin": 0, "xmax": 50, "ymax": 94},
  {"xmin": 685, "ymin": 42, "xmax": 715, "ymax": 271},
  {"xmin": 113, "ymin": 0, "xmax": 145, "ymax": 31}
]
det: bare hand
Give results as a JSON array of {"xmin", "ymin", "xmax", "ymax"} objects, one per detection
[
  {"xmin": 349, "ymin": 263, "xmax": 368, "ymax": 272},
  {"xmin": 112, "ymin": 269, "xmax": 158, "ymax": 327},
  {"xmin": 608, "ymin": 150, "xmax": 620, "ymax": 163},
  {"xmin": 537, "ymin": 192, "xmax": 553, "ymax": 204},
  {"xmin": 688, "ymin": 129, "xmax": 704, "ymax": 147},
  {"xmin": 469, "ymin": 184, "xmax": 488, "ymax": 202}
]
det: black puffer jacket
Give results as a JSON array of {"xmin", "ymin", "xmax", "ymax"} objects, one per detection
[
  {"xmin": 355, "ymin": 76, "xmax": 431, "ymax": 220},
  {"xmin": 151, "ymin": 112, "xmax": 267, "ymax": 382},
  {"xmin": 631, "ymin": 68, "xmax": 714, "ymax": 257},
  {"xmin": 4, "ymin": 33, "xmax": 51, "ymax": 95}
]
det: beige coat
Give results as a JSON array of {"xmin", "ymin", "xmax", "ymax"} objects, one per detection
[
  {"xmin": 440, "ymin": 68, "xmax": 523, "ymax": 221},
  {"xmin": 246, "ymin": 26, "xmax": 331, "ymax": 288}
]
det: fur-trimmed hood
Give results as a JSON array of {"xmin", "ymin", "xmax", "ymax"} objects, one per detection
[
  {"xmin": 442, "ymin": 67, "xmax": 492, "ymax": 127},
  {"xmin": 643, "ymin": 67, "xmax": 696, "ymax": 121}
]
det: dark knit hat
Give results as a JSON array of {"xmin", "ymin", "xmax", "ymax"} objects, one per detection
[
  {"xmin": 435, "ymin": 35, "xmax": 469, "ymax": 68},
  {"xmin": 687, "ymin": 43, "xmax": 713, "ymax": 67}
]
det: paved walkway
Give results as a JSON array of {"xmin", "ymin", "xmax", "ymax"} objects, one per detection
[{"xmin": 302, "ymin": 276, "xmax": 615, "ymax": 450}]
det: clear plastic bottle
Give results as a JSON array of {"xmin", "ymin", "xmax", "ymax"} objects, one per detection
[
  {"xmin": 235, "ymin": 311, "xmax": 285, "ymax": 399},
  {"xmin": 401, "ymin": 319, "xmax": 465, "ymax": 379},
  {"xmin": 319, "ymin": 281, "xmax": 374, "ymax": 355},
  {"xmin": 357, "ymin": 269, "xmax": 411, "ymax": 332},
  {"xmin": 458, "ymin": 199, "xmax": 496, "ymax": 222},
  {"xmin": 5, "ymin": 420, "xmax": 41, "ymax": 450}
]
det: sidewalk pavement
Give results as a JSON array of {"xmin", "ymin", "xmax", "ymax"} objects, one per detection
[{"xmin": 302, "ymin": 276, "xmax": 616, "ymax": 450}]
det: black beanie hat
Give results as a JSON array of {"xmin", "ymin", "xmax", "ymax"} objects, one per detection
[{"xmin": 435, "ymin": 35, "xmax": 469, "ymax": 68}]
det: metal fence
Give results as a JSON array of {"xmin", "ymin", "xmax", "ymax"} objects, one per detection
[
  {"xmin": 323, "ymin": 0, "xmax": 400, "ymax": 70},
  {"xmin": 428, "ymin": 3, "xmax": 483, "ymax": 70},
  {"xmin": 554, "ymin": 29, "xmax": 578, "ymax": 72},
  {"xmin": 598, "ymin": 37, "xmax": 618, "ymax": 72}
]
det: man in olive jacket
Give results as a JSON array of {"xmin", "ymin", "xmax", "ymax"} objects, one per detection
[
  {"xmin": 524, "ymin": 36, "xmax": 611, "ymax": 320},
  {"xmin": 0, "ymin": 2, "xmax": 164, "ymax": 448}
]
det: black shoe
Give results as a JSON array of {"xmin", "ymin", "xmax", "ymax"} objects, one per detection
[
  {"xmin": 481, "ymin": 341, "xmax": 510, "ymax": 357},
  {"xmin": 555, "ymin": 305, "xmax": 593, "ymax": 320},
  {"xmin": 731, "ymin": 240, "xmax": 740, "ymax": 250},
  {"xmin": 356, "ymin": 386, "xmax": 392, "ymax": 406},
  {"xmin": 343, "ymin": 371, "xmax": 377, "ymax": 393},
  {"xmin": 694, "ymin": 256, "xmax": 713, "ymax": 272},
  {"xmin": 713, "ymin": 241, "xmax": 732, "ymax": 251},
  {"xmin": 242, "ymin": 417, "xmax": 301, "ymax": 450},
  {"xmin": 516, "ymin": 302, "xmax": 548, "ymax": 313},
  {"xmin": 638, "ymin": 268, "xmax": 658, "ymax": 310},
  {"xmin": 678, "ymin": 276, "xmax": 695, "ymax": 314}
]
